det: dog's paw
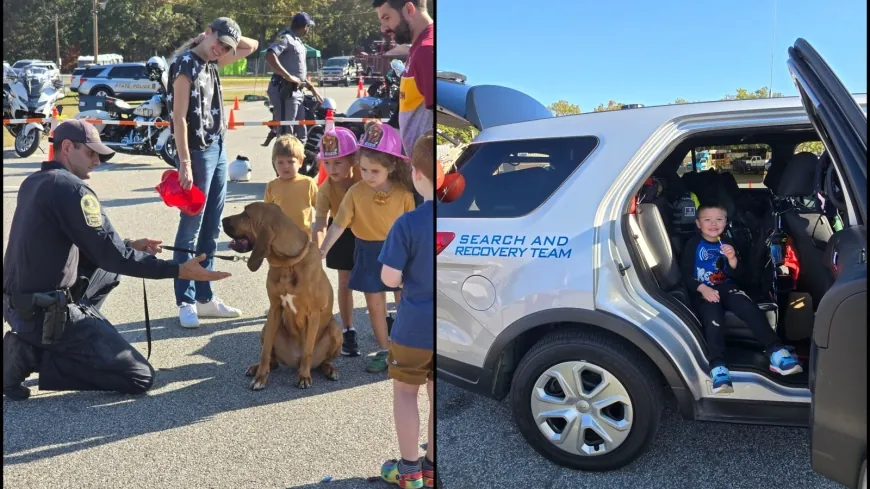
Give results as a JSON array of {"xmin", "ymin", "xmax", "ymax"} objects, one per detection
[
  {"xmin": 244, "ymin": 363, "xmax": 259, "ymax": 377},
  {"xmin": 296, "ymin": 373, "xmax": 313, "ymax": 389},
  {"xmin": 322, "ymin": 364, "xmax": 339, "ymax": 381},
  {"xmin": 250, "ymin": 374, "xmax": 269, "ymax": 391}
]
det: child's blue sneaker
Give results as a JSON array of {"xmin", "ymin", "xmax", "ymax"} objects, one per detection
[
  {"xmin": 769, "ymin": 348, "xmax": 803, "ymax": 376},
  {"xmin": 711, "ymin": 366, "xmax": 733, "ymax": 394}
]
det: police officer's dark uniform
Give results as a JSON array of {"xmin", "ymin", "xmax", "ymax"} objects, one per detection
[
  {"xmin": 266, "ymin": 12, "xmax": 315, "ymax": 142},
  {"xmin": 3, "ymin": 120, "xmax": 180, "ymax": 400}
]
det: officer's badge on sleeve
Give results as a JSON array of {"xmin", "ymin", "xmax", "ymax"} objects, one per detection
[{"xmin": 80, "ymin": 194, "xmax": 103, "ymax": 227}]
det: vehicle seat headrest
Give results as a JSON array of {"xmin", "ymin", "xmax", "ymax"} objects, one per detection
[{"xmin": 778, "ymin": 152, "xmax": 820, "ymax": 197}]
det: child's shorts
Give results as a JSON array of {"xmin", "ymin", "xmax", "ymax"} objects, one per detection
[
  {"xmin": 348, "ymin": 238, "xmax": 400, "ymax": 293},
  {"xmin": 325, "ymin": 218, "xmax": 355, "ymax": 271},
  {"xmin": 388, "ymin": 342, "xmax": 434, "ymax": 385}
]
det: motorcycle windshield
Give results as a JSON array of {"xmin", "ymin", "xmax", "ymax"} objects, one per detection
[{"xmin": 436, "ymin": 77, "xmax": 552, "ymax": 131}]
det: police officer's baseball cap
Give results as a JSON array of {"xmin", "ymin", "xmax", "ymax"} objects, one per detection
[
  {"xmin": 291, "ymin": 12, "xmax": 315, "ymax": 28},
  {"xmin": 53, "ymin": 120, "xmax": 115, "ymax": 162},
  {"xmin": 209, "ymin": 17, "xmax": 242, "ymax": 54}
]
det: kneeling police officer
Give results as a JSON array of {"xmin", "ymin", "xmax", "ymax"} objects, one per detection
[{"xmin": 2, "ymin": 120, "xmax": 232, "ymax": 400}]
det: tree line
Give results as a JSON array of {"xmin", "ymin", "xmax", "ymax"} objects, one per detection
[{"xmin": 1, "ymin": 0, "xmax": 412, "ymax": 72}]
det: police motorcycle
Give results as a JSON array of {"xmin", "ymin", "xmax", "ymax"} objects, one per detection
[
  {"xmin": 261, "ymin": 93, "xmax": 342, "ymax": 179},
  {"xmin": 344, "ymin": 59, "xmax": 404, "ymax": 137},
  {"xmin": 3, "ymin": 66, "xmax": 66, "ymax": 158},
  {"xmin": 74, "ymin": 56, "xmax": 177, "ymax": 167}
]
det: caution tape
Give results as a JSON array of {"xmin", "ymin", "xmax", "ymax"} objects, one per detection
[
  {"xmin": 230, "ymin": 117, "xmax": 389, "ymax": 127},
  {"xmin": 4, "ymin": 117, "xmax": 387, "ymax": 127}
]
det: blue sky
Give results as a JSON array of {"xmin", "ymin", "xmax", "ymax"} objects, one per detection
[{"xmin": 436, "ymin": 0, "xmax": 868, "ymax": 110}]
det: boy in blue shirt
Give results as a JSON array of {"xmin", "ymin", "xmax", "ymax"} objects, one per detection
[
  {"xmin": 378, "ymin": 131, "xmax": 435, "ymax": 488},
  {"xmin": 680, "ymin": 204, "xmax": 802, "ymax": 395}
]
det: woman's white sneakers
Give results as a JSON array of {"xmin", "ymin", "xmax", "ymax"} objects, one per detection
[
  {"xmin": 197, "ymin": 297, "xmax": 242, "ymax": 318},
  {"xmin": 178, "ymin": 303, "xmax": 200, "ymax": 328},
  {"xmin": 178, "ymin": 297, "xmax": 242, "ymax": 328}
]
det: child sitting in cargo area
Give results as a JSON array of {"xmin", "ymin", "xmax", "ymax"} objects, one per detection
[{"xmin": 680, "ymin": 203, "xmax": 802, "ymax": 394}]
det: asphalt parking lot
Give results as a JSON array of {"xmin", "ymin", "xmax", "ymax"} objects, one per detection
[
  {"xmin": 3, "ymin": 87, "xmax": 431, "ymax": 489},
  {"xmin": 436, "ymin": 380, "xmax": 844, "ymax": 489}
]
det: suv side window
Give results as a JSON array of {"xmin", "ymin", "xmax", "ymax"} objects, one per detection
[
  {"xmin": 439, "ymin": 136, "xmax": 599, "ymax": 218},
  {"xmin": 82, "ymin": 67, "xmax": 105, "ymax": 78},
  {"xmin": 108, "ymin": 66, "xmax": 137, "ymax": 78}
]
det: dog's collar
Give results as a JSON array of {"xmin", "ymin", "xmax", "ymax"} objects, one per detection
[{"xmin": 266, "ymin": 241, "xmax": 311, "ymax": 268}]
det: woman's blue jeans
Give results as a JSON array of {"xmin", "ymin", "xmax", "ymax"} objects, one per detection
[{"xmin": 173, "ymin": 134, "xmax": 227, "ymax": 306}]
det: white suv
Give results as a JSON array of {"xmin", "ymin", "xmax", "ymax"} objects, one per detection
[{"xmin": 436, "ymin": 39, "xmax": 867, "ymax": 488}]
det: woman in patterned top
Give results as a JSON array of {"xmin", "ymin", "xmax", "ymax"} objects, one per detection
[{"xmin": 168, "ymin": 17, "xmax": 258, "ymax": 329}]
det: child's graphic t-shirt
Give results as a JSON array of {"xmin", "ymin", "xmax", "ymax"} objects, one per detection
[{"xmin": 693, "ymin": 238, "xmax": 729, "ymax": 286}]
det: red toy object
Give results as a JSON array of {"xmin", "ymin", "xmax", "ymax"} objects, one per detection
[
  {"xmin": 155, "ymin": 169, "xmax": 206, "ymax": 216},
  {"xmin": 437, "ymin": 172, "xmax": 465, "ymax": 203}
]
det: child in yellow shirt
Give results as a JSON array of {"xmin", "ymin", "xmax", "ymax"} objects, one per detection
[
  {"xmin": 263, "ymin": 135, "xmax": 318, "ymax": 240},
  {"xmin": 320, "ymin": 122, "xmax": 415, "ymax": 373},
  {"xmin": 312, "ymin": 126, "xmax": 363, "ymax": 357}
]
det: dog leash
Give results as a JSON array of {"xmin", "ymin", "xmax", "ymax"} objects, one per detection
[
  {"xmin": 162, "ymin": 245, "xmax": 249, "ymax": 262},
  {"xmin": 136, "ymin": 246, "xmax": 246, "ymax": 362}
]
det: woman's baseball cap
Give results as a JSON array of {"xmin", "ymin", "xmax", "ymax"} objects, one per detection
[
  {"xmin": 155, "ymin": 169, "xmax": 206, "ymax": 216},
  {"xmin": 209, "ymin": 17, "xmax": 242, "ymax": 54},
  {"xmin": 358, "ymin": 122, "xmax": 408, "ymax": 161},
  {"xmin": 318, "ymin": 126, "xmax": 359, "ymax": 161}
]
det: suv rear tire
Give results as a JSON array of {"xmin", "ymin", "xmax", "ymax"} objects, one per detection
[
  {"xmin": 509, "ymin": 330, "xmax": 663, "ymax": 471},
  {"xmin": 91, "ymin": 86, "xmax": 114, "ymax": 98}
]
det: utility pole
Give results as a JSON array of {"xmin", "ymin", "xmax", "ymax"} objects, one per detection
[
  {"xmin": 93, "ymin": 0, "xmax": 99, "ymax": 64},
  {"xmin": 55, "ymin": 14, "xmax": 60, "ymax": 68}
]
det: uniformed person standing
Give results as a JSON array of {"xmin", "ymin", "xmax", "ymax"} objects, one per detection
[
  {"xmin": 2, "ymin": 120, "xmax": 232, "ymax": 400},
  {"xmin": 265, "ymin": 12, "xmax": 322, "ymax": 143}
]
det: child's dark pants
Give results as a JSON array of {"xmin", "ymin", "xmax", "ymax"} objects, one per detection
[{"xmin": 692, "ymin": 283, "xmax": 781, "ymax": 367}]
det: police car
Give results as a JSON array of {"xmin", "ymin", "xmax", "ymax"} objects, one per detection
[
  {"xmin": 436, "ymin": 39, "xmax": 867, "ymax": 488},
  {"xmin": 73, "ymin": 62, "xmax": 160, "ymax": 101}
]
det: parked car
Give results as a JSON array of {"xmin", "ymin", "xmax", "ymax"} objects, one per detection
[
  {"xmin": 11, "ymin": 59, "xmax": 42, "ymax": 74},
  {"xmin": 69, "ymin": 66, "xmax": 91, "ymax": 93},
  {"xmin": 74, "ymin": 62, "xmax": 159, "ymax": 101},
  {"xmin": 436, "ymin": 38, "xmax": 866, "ymax": 488},
  {"xmin": 320, "ymin": 56, "xmax": 358, "ymax": 87},
  {"xmin": 27, "ymin": 61, "xmax": 60, "ymax": 81}
]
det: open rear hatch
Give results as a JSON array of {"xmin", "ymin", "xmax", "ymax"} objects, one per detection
[{"xmin": 436, "ymin": 71, "xmax": 553, "ymax": 131}]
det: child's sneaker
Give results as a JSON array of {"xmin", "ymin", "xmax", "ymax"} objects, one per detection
[
  {"xmin": 711, "ymin": 365, "xmax": 733, "ymax": 394},
  {"xmin": 341, "ymin": 329, "xmax": 360, "ymax": 357},
  {"xmin": 381, "ymin": 459, "xmax": 424, "ymax": 488},
  {"xmin": 366, "ymin": 350, "xmax": 389, "ymax": 373},
  {"xmin": 769, "ymin": 348, "xmax": 803, "ymax": 375},
  {"xmin": 421, "ymin": 458, "xmax": 435, "ymax": 488}
]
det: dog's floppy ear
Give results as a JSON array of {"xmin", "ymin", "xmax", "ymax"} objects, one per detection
[
  {"xmin": 247, "ymin": 226, "xmax": 272, "ymax": 272},
  {"xmin": 245, "ymin": 203, "xmax": 274, "ymax": 272},
  {"xmin": 266, "ymin": 204, "xmax": 309, "ymax": 262}
]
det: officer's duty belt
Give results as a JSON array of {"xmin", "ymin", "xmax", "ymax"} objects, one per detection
[{"xmin": 3, "ymin": 289, "xmax": 72, "ymax": 345}]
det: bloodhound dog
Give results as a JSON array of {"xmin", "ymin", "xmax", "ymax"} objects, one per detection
[{"xmin": 222, "ymin": 202, "xmax": 342, "ymax": 390}]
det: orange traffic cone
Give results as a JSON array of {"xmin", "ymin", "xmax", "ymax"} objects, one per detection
[
  {"xmin": 228, "ymin": 109, "xmax": 236, "ymax": 130},
  {"xmin": 357, "ymin": 75, "xmax": 364, "ymax": 98},
  {"xmin": 748, "ymin": 181, "xmax": 752, "ymax": 189},
  {"xmin": 233, "ymin": 96, "xmax": 240, "ymax": 110},
  {"xmin": 47, "ymin": 107, "xmax": 59, "ymax": 160}
]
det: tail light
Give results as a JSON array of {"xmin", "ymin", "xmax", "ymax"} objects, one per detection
[
  {"xmin": 436, "ymin": 232, "xmax": 455, "ymax": 255},
  {"xmin": 78, "ymin": 78, "xmax": 86, "ymax": 87}
]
